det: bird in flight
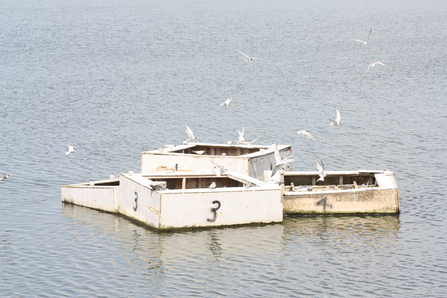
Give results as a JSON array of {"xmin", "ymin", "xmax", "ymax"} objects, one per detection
[
  {"xmin": 316, "ymin": 160, "xmax": 326, "ymax": 182},
  {"xmin": 66, "ymin": 144, "xmax": 78, "ymax": 155},
  {"xmin": 237, "ymin": 128, "xmax": 246, "ymax": 144},
  {"xmin": 0, "ymin": 173, "xmax": 10, "ymax": 181},
  {"xmin": 239, "ymin": 131, "xmax": 266, "ymax": 146},
  {"xmin": 220, "ymin": 97, "xmax": 232, "ymax": 107},
  {"xmin": 329, "ymin": 109, "xmax": 342, "ymax": 126},
  {"xmin": 366, "ymin": 61, "xmax": 385, "ymax": 73},
  {"xmin": 297, "ymin": 130, "xmax": 315, "ymax": 141},
  {"xmin": 209, "ymin": 159, "xmax": 227, "ymax": 176},
  {"xmin": 353, "ymin": 27, "xmax": 372, "ymax": 45},
  {"xmin": 184, "ymin": 125, "xmax": 197, "ymax": 142},
  {"xmin": 270, "ymin": 143, "xmax": 295, "ymax": 177},
  {"xmin": 235, "ymin": 49, "xmax": 263, "ymax": 62}
]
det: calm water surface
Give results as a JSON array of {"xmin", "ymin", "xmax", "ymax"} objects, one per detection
[{"xmin": 1, "ymin": 0, "xmax": 446, "ymax": 297}]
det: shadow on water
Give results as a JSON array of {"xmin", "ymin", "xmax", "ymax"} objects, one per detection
[
  {"xmin": 62, "ymin": 203, "xmax": 401, "ymax": 259},
  {"xmin": 59, "ymin": 203, "xmax": 406, "ymax": 296},
  {"xmin": 282, "ymin": 214, "xmax": 401, "ymax": 257},
  {"xmin": 61, "ymin": 203, "xmax": 286, "ymax": 262}
]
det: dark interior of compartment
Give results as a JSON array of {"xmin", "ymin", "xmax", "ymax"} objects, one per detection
[
  {"xmin": 284, "ymin": 174, "xmax": 376, "ymax": 187},
  {"xmin": 93, "ymin": 181, "xmax": 120, "ymax": 186},
  {"xmin": 285, "ymin": 176, "xmax": 313, "ymax": 185},
  {"xmin": 150, "ymin": 177, "xmax": 243, "ymax": 190},
  {"xmin": 177, "ymin": 145, "xmax": 260, "ymax": 156}
]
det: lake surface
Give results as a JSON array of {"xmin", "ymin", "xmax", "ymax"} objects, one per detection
[{"xmin": 1, "ymin": 0, "xmax": 446, "ymax": 296}]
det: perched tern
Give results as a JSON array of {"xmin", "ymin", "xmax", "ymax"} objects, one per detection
[
  {"xmin": 316, "ymin": 160, "xmax": 326, "ymax": 182},
  {"xmin": 353, "ymin": 27, "xmax": 372, "ymax": 45},
  {"xmin": 235, "ymin": 49, "xmax": 263, "ymax": 62},
  {"xmin": 110, "ymin": 173, "xmax": 115, "ymax": 179},
  {"xmin": 297, "ymin": 130, "xmax": 315, "ymax": 141},
  {"xmin": 289, "ymin": 182, "xmax": 295, "ymax": 192},
  {"xmin": 0, "ymin": 173, "xmax": 10, "ymax": 181},
  {"xmin": 184, "ymin": 125, "xmax": 197, "ymax": 142},
  {"xmin": 208, "ymin": 181, "xmax": 216, "ymax": 189},
  {"xmin": 220, "ymin": 97, "xmax": 232, "ymax": 107},
  {"xmin": 366, "ymin": 61, "xmax": 385, "ymax": 73},
  {"xmin": 329, "ymin": 109, "xmax": 342, "ymax": 126},
  {"xmin": 66, "ymin": 144, "xmax": 78, "ymax": 155},
  {"xmin": 192, "ymin": 150, "xmax": 205, "ymax": 155},
  {"xmin": 148, "ymin": 180, "xmax": 167, "ymax": 191}
]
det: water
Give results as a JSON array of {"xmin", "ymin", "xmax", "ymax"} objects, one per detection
[{"xmin": 1, "ymin": 0, "xmax": 446, "ymax": 296}]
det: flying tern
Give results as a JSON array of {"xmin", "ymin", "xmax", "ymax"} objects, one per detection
[
  {"xmin": 0, "ymin": 173, "xmax": 10, "ymax": 181},
  {"xmin": 66, "ymin": 144, "xmax": 78, "ymax": 155},
  {"xmin": 235, "ymin": 49, "xmax": 263, "ymax": 62},
  {"xmin": 353, "ymin": 27, "xmax": 372, "ymax": 45},
  {"xmin": 271, "ymin": 143, "xmax": 295, "ymax": 177},
  {"xmin": 297, "ymin": 130, "xmax": 315, "ymax": 141},
  {"xmin": 239, "ymin": 131, "xmax": 266, "ymax": 146},
  {"xmin": 329, "ymin": 109, "xmax": 342, "ymax": 126},
  {"xmin": 237, "ymin": 128, "xmax": 246, "ymax": 144},
  {"xmin": 316, "ymin": 160, "xmax": 326, "ymax": 182},
  {"xmin": 184, "ymin": 125, "xmax": 197, "ymax": 142},
  {"xmin": 366, "ymin": 61, "xmax": 385, "ymax": 73},
  {"xmin": 220, "ymin": 97, "xmax": 232, "ymax": 107},
  {"xmin": 209, "ymin": 159, "xmax": 227, "ymax": 176}
]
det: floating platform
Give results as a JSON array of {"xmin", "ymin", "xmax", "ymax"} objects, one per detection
[
  {"xmin": 280, "ymin": 170, "xmax": 399, "ymax": 214},
  {"xmin": 141, "ymin": 142, "xmax": 293, "ymax": 180},
  {"xmin": 61, "ymin": 171, "xmax": 283, "ymax": 231},
  {"xmin": 61, "ymin": 143, "xmax": 400, "ymax": 231}
]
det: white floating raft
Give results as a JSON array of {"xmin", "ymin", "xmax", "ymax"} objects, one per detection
[
  {"xmin": 61, "ymin": 143, "xmax": 400, "ymax": 230},
  {"xmin": 62, "ymin": 171, "xmax": 283, "ymax": 231}
]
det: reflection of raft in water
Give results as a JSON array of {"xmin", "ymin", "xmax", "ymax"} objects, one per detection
[
  {"xmin": 280, "ymin": 170, "xmax": 399, "ymax": 215},
  {"xmin": 61, "ymin": 171, "xmax": 283, "ymax": 231}
]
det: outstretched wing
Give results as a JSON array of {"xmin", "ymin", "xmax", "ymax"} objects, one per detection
[
  {"xmin": 235, "ymin": 49, "xmax": 250, "ymax": 58},
  {"xmin": 335, "ymin": 109, "xmax": 341, "ymax": 122}
]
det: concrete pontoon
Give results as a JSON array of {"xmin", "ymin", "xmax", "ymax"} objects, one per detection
[
  {"xmin": 141, "ymin": 142, "xmax": 293, "ymax": 180},
  {"xmin": 62, "ymin": 171, "xmax": 283, "ymax": 231},
  {"xmin": 280, "ymin": 170, "xmax": 399, "ymax": 214}
]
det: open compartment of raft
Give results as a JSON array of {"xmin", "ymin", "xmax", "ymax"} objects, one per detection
[
  {"xmin": 280, "ymin": 170, "xmax": 399, "ymax": 214},
  {"xmin": 140, "ymin": 142, "xmax": 293, "ymax": 181}
]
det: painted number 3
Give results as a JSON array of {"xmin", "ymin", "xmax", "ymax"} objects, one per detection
[
  {"xmin": 133, "ymin": 192, "xmax": 138, "ymax": 211},
  {"xmin": 207, "ymin": 200, "xmax": 221, "ymax": 222}
]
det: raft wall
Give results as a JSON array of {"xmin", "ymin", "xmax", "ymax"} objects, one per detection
[
  {"xmin": 282, "ymin": 188, "xmax": 399, "ymax": 214},
  {"xmin": 118, "ymin": 173, "xmax": 283, "ymax": 230},
  {"xmin": 61, "ymin": 184, "xmax": 120, "ymax": 213},
  {"xmin": 158, "ymin": 188, "xmax": 284, "ymax": 229},
  {"xmin": 119, "ymin": 174, "xmax": 162, "ymax": 229},
  {"xmin": 141, "ymin": 153, "xmax": 250, "ymax": 176}
]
